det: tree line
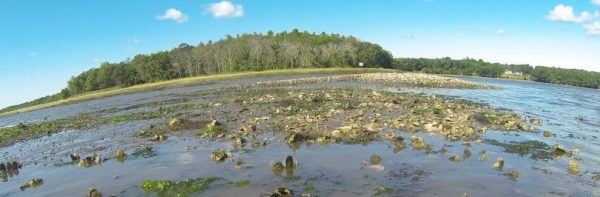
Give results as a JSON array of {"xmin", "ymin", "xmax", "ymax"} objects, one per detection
[
  {"xmin": 66, "ymin": 29, "xmax": 393, "ymax": 95},
  {"xmin": 392, "ymin": 57, "xmax": 600, "ymax": 89}
]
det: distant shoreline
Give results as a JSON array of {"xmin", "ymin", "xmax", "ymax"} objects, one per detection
[{"xmin": 0, "ymin": 68, "xmax": 395, "ymax": 117}]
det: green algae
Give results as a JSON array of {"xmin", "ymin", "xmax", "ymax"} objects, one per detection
[
  {"xmin": 140, "ymin": 177, "xmax": 224, "ymax": 197},
  {"xmin": 484, "ymin": 139, "xmax": 552, "ymax": 160}
]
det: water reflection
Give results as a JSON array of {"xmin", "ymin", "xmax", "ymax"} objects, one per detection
[{"xmin": 0, "ymin": 161, "xmax": 21, "ymax": 182}]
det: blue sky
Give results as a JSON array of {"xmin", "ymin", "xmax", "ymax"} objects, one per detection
[{"xmin": 1, "ymin": 0, "xmax": 600, "ymax": 108}]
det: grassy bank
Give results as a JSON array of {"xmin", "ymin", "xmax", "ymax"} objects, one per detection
[{"xmin": 0, "ymin": 68, "xmax": 395, "ymax": 116}]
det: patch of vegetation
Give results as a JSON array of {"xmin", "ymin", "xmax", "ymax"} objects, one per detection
[
  {"xmin": 304, "ymin": 181, "xmax": 315, "ymax": 192},
  {"xmin": 0, "ymin": 104, "xmax": 191, "ymax": 148},
  {"xmin": 131, "ymin": 146, "xmax": 156, "ymax": 158},
  {"xmin": 197, "ymin": 125, "xmax": 224, "ymax": 138},
  {"xmin": 284, "ymin": 175, "xmax": 302, "ymax": 182},
  {"xmin": 484, "ymin": 139, "xmax": 552, "ymax": 160},
  {"xmin": 374, "ymin": 186, "xmax": 392, "ymax": 196},
  {"xmin": 233, "ymin": 180, "xmax": 250, "ymax": 187},
  {"xmin": 140, "ymin": 177, "xmax": 224, "ymax": 197}
]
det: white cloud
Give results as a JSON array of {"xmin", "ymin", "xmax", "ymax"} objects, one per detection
[
  {"xmin": 157, "ymin": 8, "xmax": 188, "ymax": 23},
  {"xmin": 584, "ymin": 21, "xmax": 600, "ymax": 35},
  {"xmin": 207, "ymin": 1, "xmax": 244, "ymax": 18},
  {"xmin": 132, "ymin": 38, "xmax": 140, "ymax": 44},
  {"xmin": 593, "ymin": 0, "xmax": 600, "ymax": 6},
  {"xmin": 495, "ymin": 29, "xmax": 506, "ymax": 36},
  {"xmin": 28, "ymin": 51, "xmax": 37, "ymax": 57},
  {"xmin": 547, "ymin": 4, "xmax": 593, "ymax": 23}
]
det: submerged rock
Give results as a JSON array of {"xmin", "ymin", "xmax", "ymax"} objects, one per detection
[
  {"xmin": 210, "ymin": 149, "xmax": 231, "ymax": 161},
  {"xmin": 463, "ymin": 149, "xmax": 472, "ymax": 159},
  {"xmin": 507, "ymin": 169, "xmax": 519, "ymax": 181},
  {"xmin": 493, "ymin": 157, "xmax": 504, "ymax": 170},
  {"xmin": 0, "ymin": 163, "xmax": 5, "ymax": 172},
  {"xmin": 235, "ymin": 159, "xmax": 245, "ymax": 169},
  {"xmin": 19, "ymin": 178, "xmax": 43, "ymax": 191},
  {"xmin": 272, "ymin": 162, "xmax": 285, "ymax": 176},
  {"xmin": 552, "ymin": 144, "xmax": 571, "ymax": 157},
  {"xmin": 567, "ymin": 159, "xmax": 581, "ymax": 175},
  {"xmin": 88, "ymin": 188, "xmax": 103, "ymax": 197},
  {"xmin": 449, "ymin": 154, "xmax": 462, "ymax": 162},
  {"xmin": 262, "ymin": 187, "xmax": 294, "ymax": 197},
  {"xmin": 79, "ymin": 155, "xmax": 101, "ymax": 167},
  {"xmin": 543, "ymin": 131, "xmax": 555, "ymax": 137},
  {"xmin": 479, "ymin": 150, "xmax": 489, "ymax": 161}
]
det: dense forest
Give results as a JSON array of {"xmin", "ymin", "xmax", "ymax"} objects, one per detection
[
  {"xmin": 1, "ymin": 29, "xmax": 599, "ymax": 114},
  {"xmin": 66, "ymin": 29, "xmax": 393, "ymax": 95}
]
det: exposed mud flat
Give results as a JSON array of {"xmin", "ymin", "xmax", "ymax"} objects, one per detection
[{"xmin": 0, "ymin": 73, "xmax": 599, "ymax": 196}]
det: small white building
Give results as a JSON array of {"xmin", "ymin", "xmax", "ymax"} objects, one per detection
[
  {"xmin": 358, "ymin": 62, "xmax": 364, "ymax": 67},
  {"xmin": 504, "ymin": 70, "xmax": 523, "ymax": 75}
]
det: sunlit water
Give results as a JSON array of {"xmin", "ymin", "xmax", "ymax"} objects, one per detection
[{"xmin": 0, "ymin": 76, "xmax": 599, "ymax": 196}]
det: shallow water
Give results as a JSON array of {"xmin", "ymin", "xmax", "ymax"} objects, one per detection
[{"xmin": 1, "ymin": 75, "xmax": 599, "ymax": 196}]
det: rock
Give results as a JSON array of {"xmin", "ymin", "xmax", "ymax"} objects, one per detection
[
  {"xmin": 507, "ymin": 169, "xmax": 519, "ymax": 181},
  {"xmin": 271, "ymin": 187, "xmax": 293, "ymax": 197},
  {"xmin": 88, "ymin": 188, "xmax": 103, "ymax": 197},
  {"xmin": 410, "ymin": 135, "xmax": 426, "ymax": 150},
  {"xmin": 70, "ymin": 153, "xmax": 80, "ymax": 161},
  {"xmin": 286, "ymin": 133, "xmax": 305, "ymax": 143},
  {"xmin": 493, "ymin": 157, "xmax": 504, "ymax": 170},
  {"xmin": 207, "ymin": 120, "xmax": 221, "ymax": 128},
  {"xmin": 19, "ymin": 178, "xmax": 43, "ymax": 191},
  {"xmin": 210, "ymin": 149, "xmax": 231, "ymax": 161},
  {"xmin": 151, "ymin": 134, "xmax": 167, "ymax": 141},
  {"xmin": 479, "ymin": 151, "xmax": 489, "ymax": 161},
  {"xmin": 241, "ymin": 125, "xmax": 257, "ymax": 133},
  {"xmin": 530, "ymin": 118, "xmax": 542, "ymax": 125},
  {"xmin": 424, "ymin": 122, "xmax": 442, "ymax": 133},
  {"xmin": 93, "ymin": 155, "xmax": 102, "ymax": 164},
  {"xmin": 543, "ymin": 131, "xmax": 555, "ymax": 137},
  {"xmin": 6, "ymin": 161, "xmax": 20, "ymax": 171},
  {"xmin": 592, "ymin": 173, "xmax": 600, "ymax": 181},
  {"xmin": 364, "ymin": 122, "xmax": 381, "ymax": 133},
  {"xmin": 115, "ymin": 149, "xmax": 127, "ymax": 159},
  {"xmin": 370, "ymin": 154, "xmax": 382, "ymax": 165},
  {"xmin": 232, "ymin": 137, "xmax": 247, "ymax": 149},
  {"xmin": 0, "ymin": 163, "xmax": 5, "ymax": 171},
  {"xmin": 168, "ymin": 118, "xmax": 181, "ymax": 127},
  {"xmin": 284, "ymin": 155, "xmax": 296, "ymax": 168},
  {"xmin": 235, "ymin": 159, "xmax": 245, "ymax": 169},
  {"xmin": 440, "ymin": 147, "xmax": 448, "ymax": 155},
  {"xmin": 272, "ymin": 162, "xmax": 284, "ymax": 176},
  {"xmin": 449, "ymin": 154, "xmax": 462, "ymax": 162},
  {"xmin": 552, "ymin": 144, "xmax": 570, "ymax": 157},
  {"xmin": 463, "ymin": 149, "xmax": 472, "ymax": 159},
  {"xmin": 567, "ymin": 159, "xmax": 581, "ymax": 175}
]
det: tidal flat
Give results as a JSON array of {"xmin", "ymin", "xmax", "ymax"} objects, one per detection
[{"xmin": 0, "ymin": 73, "xmax": 598, "ymax": 196}]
